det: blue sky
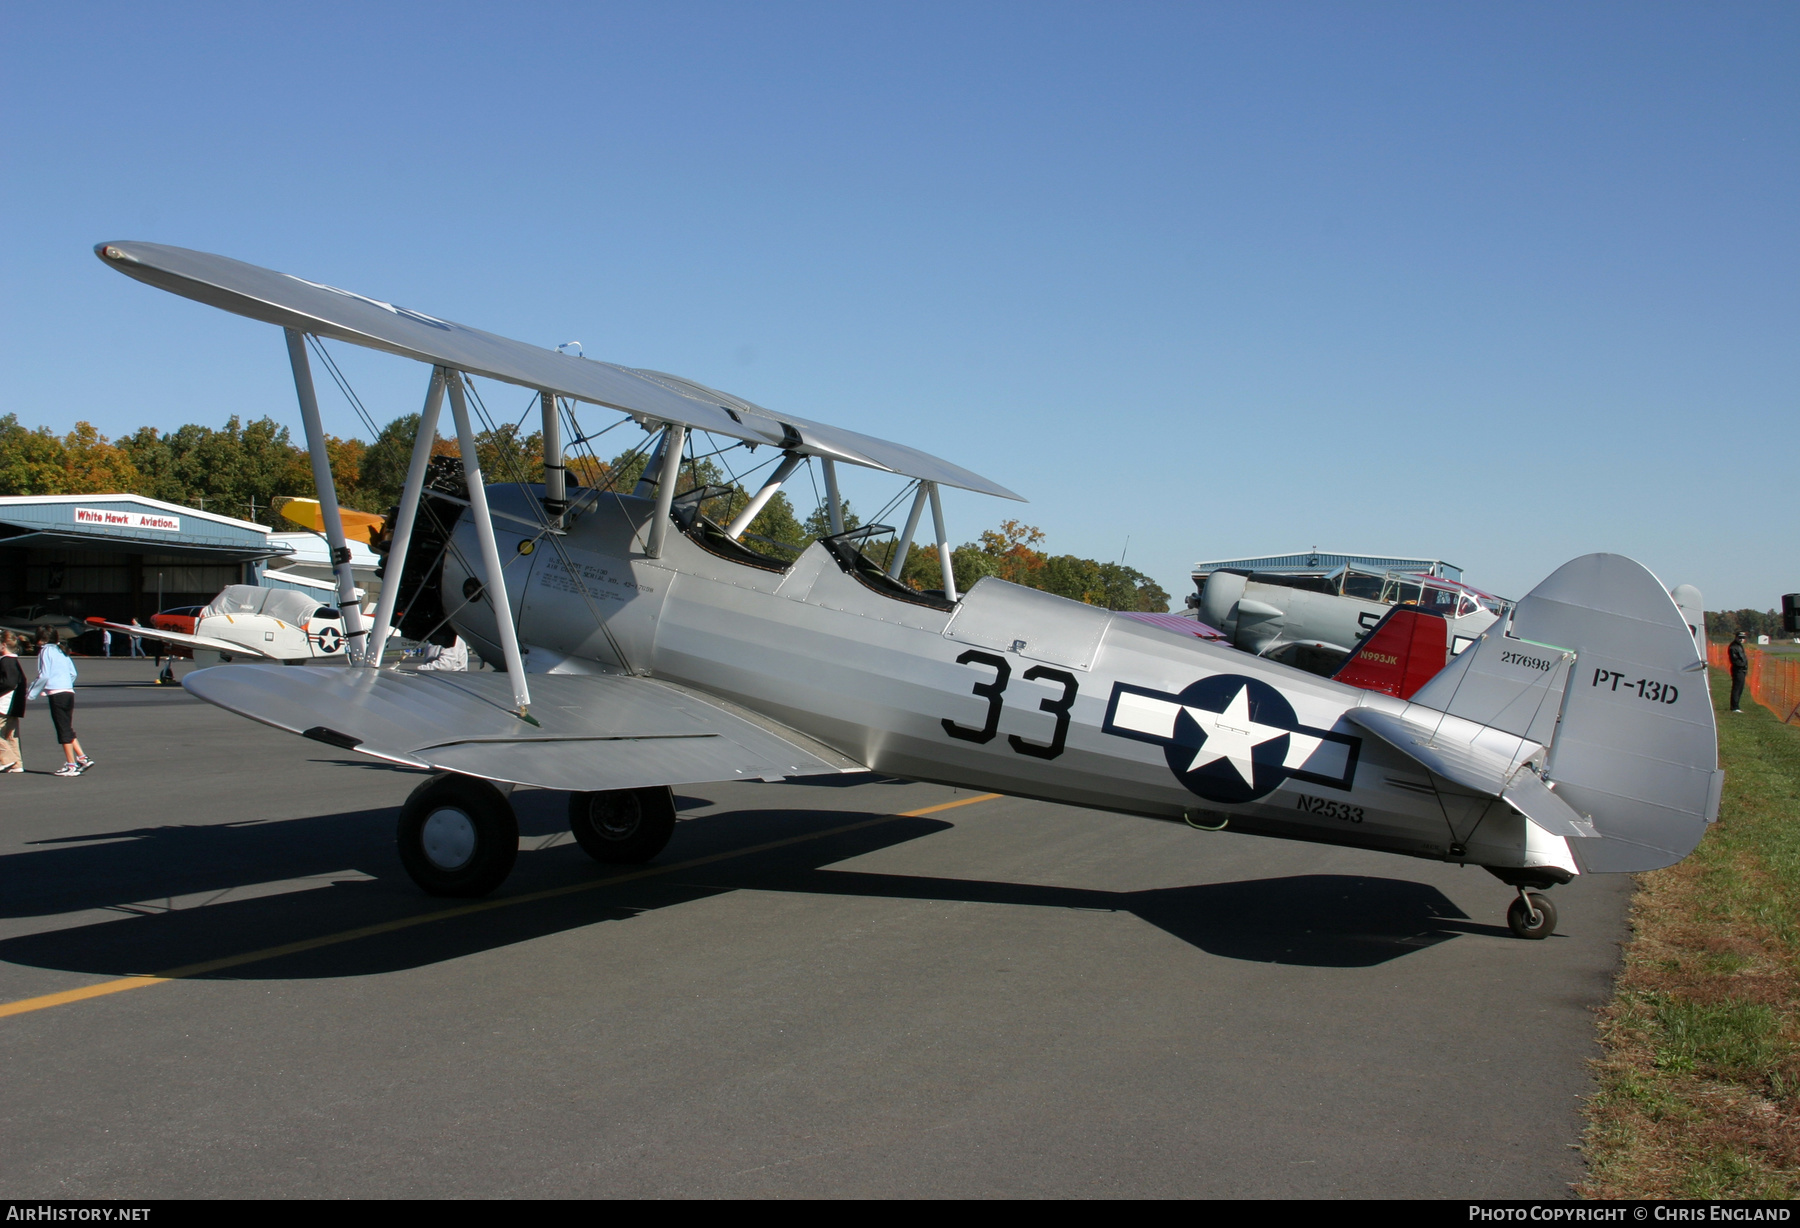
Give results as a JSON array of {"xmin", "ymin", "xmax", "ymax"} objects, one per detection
[{"xmin": 3, "ymin": 2, "xmax": 1794, "ymax": 608}]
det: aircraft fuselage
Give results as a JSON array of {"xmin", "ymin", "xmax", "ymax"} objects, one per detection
[{"xmin": 440, "ymin": 487, "xmax": 1563, "ymax": 876}]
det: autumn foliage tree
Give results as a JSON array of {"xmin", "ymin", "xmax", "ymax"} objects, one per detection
[
  {"xmin": 0, "ymin": 416, "xmax": 141, "ymax": 496},
  {"xmin": 1, "ymin": 411, "xmax": 1170, "ymax": 611}
]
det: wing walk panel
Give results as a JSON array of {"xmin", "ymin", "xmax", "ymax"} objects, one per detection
[{"xmin": 182, "ymin": 665, "xmax": 858, "ymax": 792}]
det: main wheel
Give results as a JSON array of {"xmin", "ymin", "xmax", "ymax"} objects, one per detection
[
  {"xmin": 569, "ymin": 787, "xmax": 677, "ymax": 864},
  {"xmin": 1506, "ymin": 892, "xmax": 1558, "ymax": 940},
  {"xmin": 396, "ymin": 773, "xmax": 519, "ymax": 897}
]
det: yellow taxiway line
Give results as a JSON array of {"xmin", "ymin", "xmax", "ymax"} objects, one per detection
[{"xmin": 0, "ymin": 793, "xmax": 1001, "ymax": 1021}]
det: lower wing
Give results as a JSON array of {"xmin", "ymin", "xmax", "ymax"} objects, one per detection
[
  {"xmin": 84, "ymin": 618, "xmax": 281, "ymax": 661},
  {"xmin": 182, "ymin": 664, "xmax": 866, "ymax": 792}
]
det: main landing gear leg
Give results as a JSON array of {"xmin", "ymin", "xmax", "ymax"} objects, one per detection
[{"xmin": 396, "ymin": 773, "xmax": 519, "ymax": 897}]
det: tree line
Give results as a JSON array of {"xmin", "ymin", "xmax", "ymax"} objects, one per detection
[
  {"xmin": 0, "ymin": 413, "xmax": 1171, "ymax": 612},
  {"xmin": 1705, "ymin": 609, "xmax": 1793, "ymax": 641}
]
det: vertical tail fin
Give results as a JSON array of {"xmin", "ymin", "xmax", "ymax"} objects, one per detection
[
  {"xmin": 1333, "ymin": 606, "xmax": 1450, "ymax": 699},
  {"xmin": 1412, "ymin": 554, "xmax": 1719, "ymax": 873}
]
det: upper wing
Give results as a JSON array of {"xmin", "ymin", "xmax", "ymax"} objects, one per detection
[
  {"xmin": 629, "ymin": 369, "xmax": 1024, "ymax": 501},
  {"xmin": 84, "ymin": 618, "xmax": 280, "ymax": 660},
  {"xmin": 181, "ymin": 664, "xmax": 866, "ymax": 791},
  {"xmin": 95, "ymin": 241, "xmax": 1022, "ymax": 501}
]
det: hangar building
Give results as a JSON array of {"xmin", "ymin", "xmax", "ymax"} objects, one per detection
[{"xmin": 0, "ymin": 494, "xmax": 292, "ymax": 642}]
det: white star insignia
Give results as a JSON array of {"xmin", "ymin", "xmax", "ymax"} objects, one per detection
[{"xmin": 1182, "ymin": 685, "xmax": 1290, "ymax": 786}]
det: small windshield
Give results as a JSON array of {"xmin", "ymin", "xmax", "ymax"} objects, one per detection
[
  {"xmin": 675, "ymin": 484, "xmax": 801, "ymax": 572},
  {"xmin": 202, "ymin": 585, "xmax": 267, "ymax": 617},
  {"xmin": 1340, "ymin": 569, "xmax": 1386, "ymax": 601},
  {"xmin": 1418, "ymin": 584, "xmax": 1462, "ymax": 615},
  {"xmin": 261, "ymin": 589, "xmax": 323, "ymax": 625}
]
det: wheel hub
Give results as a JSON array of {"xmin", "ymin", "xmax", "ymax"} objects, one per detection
[
  {"xmin": 594, "ymin": 795, "xmax": 641, "ymax": 840},
  {"xmin": 421, "ymin": 807, "xmax": 477, "ymax": 870}
]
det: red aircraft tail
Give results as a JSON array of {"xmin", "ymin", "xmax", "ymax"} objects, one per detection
[{"xmin": 1332, "ymin": 606, "xmax": 1450, "ymax": 699}]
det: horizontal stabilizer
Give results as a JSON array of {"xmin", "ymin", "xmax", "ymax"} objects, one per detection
[
  {"xmin": 183, "ymin": 665, "xmax": 863, "ymax": 791},
  {"xmin": 1346, "ymin": 703, "xmax": 1541, "ymax": 797},
  {"xmin": 1501, "ymin": 770, "xmax": 1598, "ymax": 842}
]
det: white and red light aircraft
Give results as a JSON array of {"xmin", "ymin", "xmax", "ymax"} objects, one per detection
[{"xmin": 88, "ymin": 584, "xmax": 353, "ymax": 665}]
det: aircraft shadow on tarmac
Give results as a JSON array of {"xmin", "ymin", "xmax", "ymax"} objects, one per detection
[{"xmin": 0, "ymin": 799, "xmax": 1510, "ymax": 983}]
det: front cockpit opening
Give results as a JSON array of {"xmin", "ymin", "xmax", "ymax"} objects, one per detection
[{"xmin": 672, "ymin": 484, "xmax": 803, "ymax": 573}]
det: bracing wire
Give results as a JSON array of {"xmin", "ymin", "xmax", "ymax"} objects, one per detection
[
  {"xmin": 868, "ymin": 480, "xmax": 914, "ymax": 527},
  {"xmin": 679, "ymin": 430, "xmax": 786, "ymax": 525},
  {"xmin": 804, "ymin": 457, "xmax": 823, "ymax": 524},
  {"xmin": 404, "ymin": 377, "xmax": 579, "ymax": 650},
  {"xmin": 453, "ymin": 374, "xmax": 635, "ymax": 668},
  {"xmin": 862, "ymin": 479, "xmax": 920, "ymax": 572},
  {"xmin": 306, "ymin": 336, "xmax": 384, "ymax": 443}
]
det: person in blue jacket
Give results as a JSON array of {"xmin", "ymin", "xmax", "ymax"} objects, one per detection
[{"xmin": 27, "ymin": 628, "xmax": 92, "ymax": 777}]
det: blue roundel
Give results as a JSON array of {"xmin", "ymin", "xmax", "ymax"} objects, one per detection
[{"xmin": 1164, "ymin": 674, "xmax": 1298, "ymax": 805}]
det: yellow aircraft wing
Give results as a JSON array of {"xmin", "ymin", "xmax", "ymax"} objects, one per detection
[{"xmin": 274, "ymin": 497, "xmax": 386, "ymax": 546}]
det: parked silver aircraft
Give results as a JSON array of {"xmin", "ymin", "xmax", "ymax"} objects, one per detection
[
  {"xmin": 97, "ymin": 241, "xmax": 1722, "ymax": 940},
  {"xmin": 1197, "ymin": 565, "xmax": 1505, "ymax": 675}
]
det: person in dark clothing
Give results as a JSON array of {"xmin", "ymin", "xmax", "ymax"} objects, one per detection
[
  {"xmin": 0, "ymin": 631, "xmax": 25, "ymax": 772},
  {"xmin": 1728, "ymin": 631, "xmax": 1750, "ymax": 713}
]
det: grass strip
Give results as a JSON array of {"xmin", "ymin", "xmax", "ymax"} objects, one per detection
[{"xmin": 1580, "ymin": 672, "xmax": 1800, "ymax": 1198}]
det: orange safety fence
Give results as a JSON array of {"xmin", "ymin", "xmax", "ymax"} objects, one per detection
[{"xmin": 1708, "ymin": 641, "xmax": 1800, "ymax": 725}]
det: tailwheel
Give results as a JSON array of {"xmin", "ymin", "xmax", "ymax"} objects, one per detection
[
  {"xmin": 569, "ymin": 787, "xmax": 677, "ymax": 864},
  {"xmin": 396, "ymin": 773, "xmax": 519, "ymax": 897},
  {"xmin": 1506, "ymin": 890, "xmax": 1558, "ymax": 940}
]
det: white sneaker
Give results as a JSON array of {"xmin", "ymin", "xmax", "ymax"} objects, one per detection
[
  {"xmin": 76, "ymin": 755, "xmax": 94, "ymax": 771},
  {"xmin": 54, "ymin": 763, "xmax": 82, "ymax": 777}
]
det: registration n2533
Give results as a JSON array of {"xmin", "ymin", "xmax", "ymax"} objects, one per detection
[{"xmin": 1295, "ymin": 793, "xmax": 1364, "ymax": 822}]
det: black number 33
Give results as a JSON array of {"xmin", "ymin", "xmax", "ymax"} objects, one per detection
[{"xmin": 942, "ymin": 651, "xmax": 1078, "ymax": 760}]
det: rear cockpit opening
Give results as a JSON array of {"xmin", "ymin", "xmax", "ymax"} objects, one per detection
[
  {"xmin": 665, "ymin": 481, "xmax": 958, "ymax": 610},
  {"xmin": 817, "ymin": 524, "xmax": 957, "ymax": 611}
]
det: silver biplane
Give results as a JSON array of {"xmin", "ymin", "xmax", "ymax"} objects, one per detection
[{"xmin": 96, "ymin": 241, "xmax": 1722, "ymax": 940}]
